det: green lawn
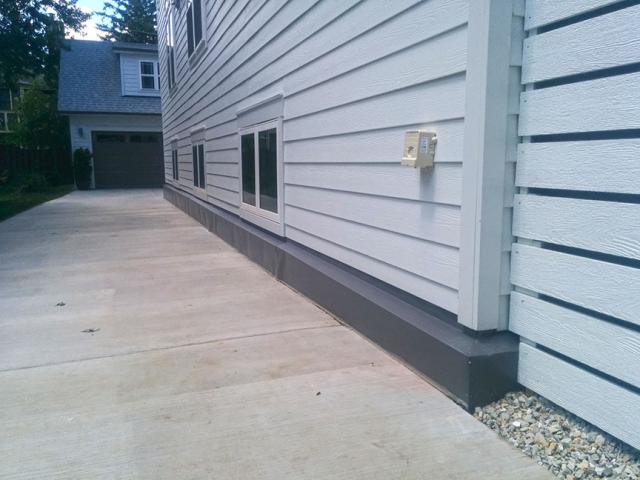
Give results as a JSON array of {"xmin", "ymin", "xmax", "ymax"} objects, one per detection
[{"xmin": 0, "ymin": 184, "xmax": 74, "ymax": 222}]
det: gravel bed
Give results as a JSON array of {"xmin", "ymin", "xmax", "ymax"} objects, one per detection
[{"xmin": 474, "ymin": 391, "xmax": 639, "ymax": 480}]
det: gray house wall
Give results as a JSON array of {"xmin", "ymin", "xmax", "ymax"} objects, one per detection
[{"xmin": 159, "ymin": 0, "xmax": 470, "ymax": 315}]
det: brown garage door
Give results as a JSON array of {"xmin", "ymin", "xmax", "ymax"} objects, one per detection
[{"xmin": 92, "ymin": 132, "xmax": 164, "ymax": 188}]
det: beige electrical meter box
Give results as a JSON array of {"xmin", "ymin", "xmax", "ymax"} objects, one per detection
[{"xmin": 401, "ymin": 131, "xmax": 437, "ymax": 168}]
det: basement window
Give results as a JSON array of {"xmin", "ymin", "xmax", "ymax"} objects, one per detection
[
  {"xmin": 239, "ymin": 119, "xmax": 282, "ymax": 226},
  {"xmin": 172, "ymin": 148, "xmax": 179, "ymax": 180},
  {"xmin": 192, "ymin": 142, "xmax": 205, "ymax": 189}
]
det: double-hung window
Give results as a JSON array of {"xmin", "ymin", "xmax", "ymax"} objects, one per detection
[
  {"xmin": 186, "ymin": 0, "xmax": 204, "ymax": 57},
  {"xmin": 192, "ymin": 143, "xmax": 205, "ymax": 189},
  {"xmin": 171, "ymin": 148, "xmax": 179, "ymax": 181},
  {"xmin": 166, "ymin": 11, "xmax": 176, "ymax": 89},
  {"xmin": 140, "ymin": 61, "xmax": 160, "ymax": 90},
  {"xmin": 239, "ymin": 119, "xmax": 282, "ymax": 232},
  {"xmin": 0, "ymin": 88, "xmax": 17, "ymax": 133}
]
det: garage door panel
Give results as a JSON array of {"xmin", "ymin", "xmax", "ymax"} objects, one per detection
[{"xmin": 93, "ymin": 132, "xmax": 163, "ymax": 189}]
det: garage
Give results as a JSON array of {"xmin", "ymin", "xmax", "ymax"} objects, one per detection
[{"xmin": 92, "ymin": 131, "xmax": 164, "ymax": 189}]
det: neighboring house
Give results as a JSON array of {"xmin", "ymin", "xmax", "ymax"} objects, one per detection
[
  {"xmin": 58, "ymin": 40, "xmax": 163, "ymax": 188},
  {"xmin": 157, "ymin": 0, "xmax": 640, "ymax": 450},
  {"xmin": 0, "ymin": 87, "xmax": 18, "ymax": 134}
]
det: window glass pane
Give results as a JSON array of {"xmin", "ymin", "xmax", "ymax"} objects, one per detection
[
  {"xmin": 192, "ymin": 145, "xmax": 198, "ymax": 187},
  {"xmin": 241, "ymin": 133, "xmax": 255, "ymax": 206},
  {"xmin": 141, "ymin": 76, "xmax": 155, "ymax": 89},
  {"xmin": 140, "ymin": 61, "xmax": 154, "ymax": 75},
  {"xmin": 6, "ymin": 113, "xmax": 17, "ymax": 130},
  {"xmin": 193, "ymin": 0, "xmax": 202, "ymax": 46},
  {"xmin": 186, "ymin": 5, "xmax": 194, "ymax": 56},
  {"xmin": 131, "ymin": 134, "xmax": 158, "ymax": 143},
  {"xmin": 170, "ymin": 49, "xmax": 176, "ymax": 85},
  {"xmin": 173, "ymin": 150, "xmax": 179, "ymax": 180},
  {"xmin": 96, "ymin": 133, "xmax": 126, "ymax": 143},
  {"xmin": 258, "ymin": 128, "xmax": 278, "ymax": 213},
  {"xmin": 198, "ymin": 144, "xmax": 205, "ymax": 188},
  {"xmin": 0, "ymin": 89, "xmax": 10, "ymax": 110}
]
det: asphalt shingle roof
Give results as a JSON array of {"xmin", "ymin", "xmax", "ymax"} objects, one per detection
[{"xmin": 58, "ymin": 39, "xmax": 161, "ymax": 115}]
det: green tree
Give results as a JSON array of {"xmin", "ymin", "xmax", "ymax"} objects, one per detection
[
  {"xmin": 8, "ymin": 80, "xmax": 68, "ymax": 149},
  {"xmin": 97, "ymin": 0, "xmax": 157, "ymax": 44},
  {"xmin": 0, "ymin": 0, "xmax": 90, "ymax": 89}
]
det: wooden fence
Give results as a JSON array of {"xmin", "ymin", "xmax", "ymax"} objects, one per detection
[
  {"xmin": 0, "ymin": 144, "xmax": 73, "ymax": 184},
  {"xmin": 511, "ymin": 0, "xmax": 640, "ymax": 450}
]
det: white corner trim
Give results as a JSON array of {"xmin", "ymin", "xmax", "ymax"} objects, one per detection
[{"xmin": 459, "ymin": 0, "xmax": 519, "ymax": 331}]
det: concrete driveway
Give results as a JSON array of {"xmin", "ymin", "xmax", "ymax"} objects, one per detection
[{"xmin": 0, "ymin": 190, "xmax": 551, "ymax": 479}]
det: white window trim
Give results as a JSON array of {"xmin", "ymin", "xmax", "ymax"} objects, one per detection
[
  {"xmin": 139, "ymin": 60, "xmax": 159, "ymax": 91},
  {"xmin": 238, "ymin": 118, "xmax": 284, "ymax": 236}
]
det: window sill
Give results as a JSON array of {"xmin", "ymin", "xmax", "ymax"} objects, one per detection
[
  {"xmin": 239, "ymin": 205, "xmax": 284, "ymax": 237},
  {"xmin": 188, "ymin": 41, "xmax": 207, "ymax": 69},
  {"xmin": 192, "ymin": 185, "xmax": 207, "ymax": 200}
]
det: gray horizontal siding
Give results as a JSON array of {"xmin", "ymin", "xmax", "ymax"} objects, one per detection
[{"xmin": 158, "ymin": 0, "xmax": 469, "ymax": 313}]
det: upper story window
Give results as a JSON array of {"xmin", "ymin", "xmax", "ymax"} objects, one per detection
[
  {"xmin": 140, "ymin": 61, "xmax": 160, "ymax": 90},
  {"xmin": 166, "ymin": 11, "xmax": 176, "ymax": 89},
  {"xmin": 186, "ymin": 0, "xmax": 204, "ymax": 57},
  {"xmin": 0, "ymin": 88, "xmax": 18, "ymax": 133}
]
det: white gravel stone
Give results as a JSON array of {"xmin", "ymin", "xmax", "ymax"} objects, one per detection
[{"xmin": 475, "ymin": 391, "xmax": 639, "ymax": 480}]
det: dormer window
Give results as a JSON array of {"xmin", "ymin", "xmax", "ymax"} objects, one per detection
[{"xmin": 140, "ymin": 61, "xmax": 160, "ymax": 90}]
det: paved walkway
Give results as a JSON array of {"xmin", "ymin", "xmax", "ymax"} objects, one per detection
[{"xmin": 0, "ymin": 190, "xmax": 551, "ymax": 479}]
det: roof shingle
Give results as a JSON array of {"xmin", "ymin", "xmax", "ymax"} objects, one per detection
[{"xmin": 58, "ymin": 39, "xmax": 161, "ymax": 115}]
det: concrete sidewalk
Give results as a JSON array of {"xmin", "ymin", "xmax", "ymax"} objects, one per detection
[{"xmin": 0, "ymin": 190, "xmax": 551, "ymax": 479}]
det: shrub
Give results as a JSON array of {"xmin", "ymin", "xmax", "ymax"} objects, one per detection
[
  {"xmin": 73, "ymin": 148, "xmax": 92, "ymax": 190},
  {"xmin": 13, "ymin": 172, "xmax": 49, "ymax": 193}
]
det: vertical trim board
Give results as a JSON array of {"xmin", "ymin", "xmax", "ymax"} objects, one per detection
[{"xmin": 459, "ymin": 0, "xmax": 519, "ymax": 331}]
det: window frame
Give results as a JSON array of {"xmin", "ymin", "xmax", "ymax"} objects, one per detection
[
  {"xmin": 165, "ymin": 10, "xmax": 176, "ymax": 90},
  {"xmin": 186, "ymin": 0, "xmax": 205, "ymax": 60},
  {"xmin": 171, "ymin": 147, "xmax": 179, "ymax": 181},
  {"xmin": 191, "ymin": 141, "xmax": 206, "ymax": 192},
  {"xmin": 139, "ymin": 60, "xmax": 159, "ymax": 91},
  {"xmin": 0, "ymin": 89, "xmax": 15, "ymax": 133},
  {"xmin": 238, "ymin": 118, "xmax": 283, "ymax": 233}
]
